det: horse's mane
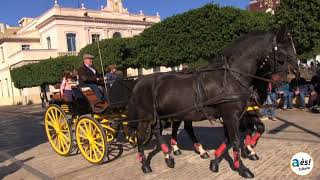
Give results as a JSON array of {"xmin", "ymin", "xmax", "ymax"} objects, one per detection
[{"xmin": 222, "ymin": 30, "xmax": 274, "ymax": 57}]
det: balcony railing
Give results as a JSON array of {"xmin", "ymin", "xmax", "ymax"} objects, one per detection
[{"xmin": 58, "ymin": 52, "xmax": 78, "ymax": 56}]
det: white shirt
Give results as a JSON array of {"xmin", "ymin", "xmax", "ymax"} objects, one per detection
[{"xmin": 85, "ymin": 64, "xmax": 96, "ymax": 74}]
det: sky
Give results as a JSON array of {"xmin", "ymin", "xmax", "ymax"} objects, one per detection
[{"xmin": 0, "ymin": 0, "xmax": 249, "ymax": 26}]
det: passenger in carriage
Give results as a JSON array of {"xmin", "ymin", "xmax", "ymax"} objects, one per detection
[
  {"xmin": 105, "ymin": 64, "xmax": 119, "ymax": 86},
  {"xmin": 60, "ymin": 70, "xmax": 77, "ymax": 102},
  {"xmin": 77, "ymin": 54, "xmax": 106, "ymax": 101}
]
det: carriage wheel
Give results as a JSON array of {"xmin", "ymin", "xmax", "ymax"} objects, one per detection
[
  {"xmin": 44, "ymin": 104, "xmax": 73, "ymax": 156},
  {"xmin": 76, "ymin": 116, "xmax": 107, "ymax": 164}
]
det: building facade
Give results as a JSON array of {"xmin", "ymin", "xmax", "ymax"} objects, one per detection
[
  {"xmin": 0, "ymin": 0, "xmax": 161, "ymax": 106},
  {"xmin": 248, "ymin": 0, "xmax": 280, "ymax": 14}
]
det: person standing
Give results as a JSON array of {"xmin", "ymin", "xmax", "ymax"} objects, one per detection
[{"xmin": 261, "ymin": 82, "xmax": 278, "ymax": 121}]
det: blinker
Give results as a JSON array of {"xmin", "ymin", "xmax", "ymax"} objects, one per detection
[{"xmin": 274, "ymin": 46, "xmax": 278, "ymax": 51}]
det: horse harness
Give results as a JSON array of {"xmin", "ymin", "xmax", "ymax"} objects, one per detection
[
  {"xmin": 192, "ymin": 67, "xmax": 261, "ymax": 124},
  {"xmin": 150, "ymin": 34, "xmax": 297, "ymax": 127}
]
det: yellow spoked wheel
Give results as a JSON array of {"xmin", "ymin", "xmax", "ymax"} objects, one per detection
[
  {"xmin": 76, "ymin": 116, "xmax": 107, "ymax": 164},
  {"xmin": 44, "ymin": 104, "xmax": 73, "ymax": 156}
]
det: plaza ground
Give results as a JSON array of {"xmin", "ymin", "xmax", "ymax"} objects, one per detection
[{"xmin": 0, "ymin": 104, "xmax": 319, "ymax": 180}]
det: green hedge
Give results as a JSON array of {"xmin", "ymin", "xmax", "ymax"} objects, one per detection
[
  {"xmin": 133, "ymin": 5, "xmax": 273, "ymax": 68},
  {"xmin": 275, "ymin": 0, "xmax": 320, "ymax": 59},
  {"xmin": 78, "ymin": 37, "xmax": 138, "ymax": 70},
  {"xmin": 11, "ymin": 56, "xmax": 80, "ymax": 88}
]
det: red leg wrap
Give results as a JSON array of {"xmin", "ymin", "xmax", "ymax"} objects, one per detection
[
  {"xmin": 170, "ymin": 138, "xmax": 177, "ymax": 145},
  {"xmin": 250, "ymin": 133, "xmax": 261, "ymax": 146},
  {"xmin": 233, "ymin": 150, "xmax": 240, "ymax": 169},
  {"xmin": 194, "ymin": 143, "xmax": 200, "ymax": 152},
  {"xmin": 137, "ymin": 153, "xmax": 143, "ymax": 162},
  {"xmin": 161, "ymin": 144, "xmax": 169, "ymax": 153},
  {"xmin": 244, "ymin": 134, "xmax": 252, "ymax": 146},
  {"xmin": 214, "ymin": 143, "xmax": 226, "ymax": 157}
]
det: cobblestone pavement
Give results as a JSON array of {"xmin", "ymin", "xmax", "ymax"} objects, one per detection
[{"xmin": 0, "ymin": 104, "xmax": 319, "ymax": 180}]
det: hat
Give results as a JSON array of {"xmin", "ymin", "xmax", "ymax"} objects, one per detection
[{"xmin": 83, "ymin": 54, "xmax": 94, "ymax": 59}]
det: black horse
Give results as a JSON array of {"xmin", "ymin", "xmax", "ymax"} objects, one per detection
[{"xmin": 128, "ymin": 29, "xmax": 298, "ymax": 178}]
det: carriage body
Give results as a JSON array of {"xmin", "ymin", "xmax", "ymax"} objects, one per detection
[{"xmin": 44, "ymin": 78, "xmax": 137, "ymax": 164}]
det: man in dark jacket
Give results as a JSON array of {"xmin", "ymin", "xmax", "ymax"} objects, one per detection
[{"xmin": 77, "ymin": 54, "xmax": 105, "ymax": 101}]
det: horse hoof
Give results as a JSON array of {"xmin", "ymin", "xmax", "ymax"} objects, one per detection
[
  {"xmin": 141, "ymin": 165, "xmax": 152, "ymax": 173},
  {"xmin": 237, "ymin": 166, "xmax": 254, "ymax": 178},
  {"xmin": 165, "ymin": 158, "xmax": 175, "ymax": 168},
  {"xmin": 200, "ymin": 152, "xmax": 210, "ymax": 159},
  {"xmin": 209, "ymin": 160, "xmax": 219, "ymax": 173},
  {"xmin": 248, "ymin": 154, "xmax": 259, "ymax": 161},
  {"xmin": 173, "ymin": 150, "xmax": 182, "ymax": 156}
]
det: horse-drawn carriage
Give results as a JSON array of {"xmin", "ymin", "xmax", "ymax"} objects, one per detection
[
  {"xmin": 44, "ymin": 78, "xmax": 138, "ymax": 164},
  {"xmin": 43, "ymin": 30, "xmax": 299, "ymax": 178}
]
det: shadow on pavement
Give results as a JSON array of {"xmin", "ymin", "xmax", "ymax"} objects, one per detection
[
  {"xmin": 0, "ymin": 157, "xmax": 34, "ymax": 179},
  {"xmin": 0, "ymin": 105, "xmax": 47, "ymax": 179},
  {"xmin": 268, "ymin": 117, "xmax": 320, "ymax": 138}
]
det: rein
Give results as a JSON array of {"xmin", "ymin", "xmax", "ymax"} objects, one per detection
[{"xmin": 127, "ymin": 62, "xmax": 275, "ymax": 124}]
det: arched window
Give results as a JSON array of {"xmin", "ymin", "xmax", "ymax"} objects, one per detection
[{"xmin": 113, "ymin": 32, "xmax": 122, "ymax": 38}]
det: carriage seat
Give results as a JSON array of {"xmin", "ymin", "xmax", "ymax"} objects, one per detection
[
  {"xmin": 50, "ymin": 92, "xmax": 69, "ymax": 103},
  {"xmin": 80, "ymin": 87, "xmax": 109, "ymax": 113}
]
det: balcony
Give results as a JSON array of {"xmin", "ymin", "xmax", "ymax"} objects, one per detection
[
  {"xmin": 8, "ymin": 49, "xmax": 59, "ymax": 67},
  {"xmin": 7, "ymin": 49, "xmax": 79, "ymax": 69}
]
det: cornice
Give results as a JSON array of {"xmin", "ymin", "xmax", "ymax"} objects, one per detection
[
  {"xmin": 36, "ymin": 15, "xmax": 156, "ymax": 29},
  {"xmin": 0, "ymin": 38, "xmax": 40, "ymax": 45}
]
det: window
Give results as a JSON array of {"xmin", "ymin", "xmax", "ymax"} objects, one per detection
[
  {"xmin": 113, "ymin": 32, "xmax": 122, "ymax": 38},
  {"xmin": 153, "ymin": 67, "xmax": 160, "ymax": 72},
  {"xmin": 1, "ymin": 47, "xmax": 4, "ymax": 63},
  {"xmin": 0, "ymin": 80, "xmax": 3, "ymax": 97},
  {"xmin": 47, "ymin": 37, "xmax": 51, "ymax": 49},
  {"xmin": 21, "ymin": 44, "xmax": 30, "ymax": 50},
  {"xmin": 66, "ymin": 33, "xmax": 76, "ymax": 52},
  {"xmin": 91, "ymin": 34, "xmax": 100, "ymax": 43}
]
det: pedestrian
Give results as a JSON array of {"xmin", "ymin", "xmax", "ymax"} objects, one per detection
[
  {"xmin": 277, "ymin": 80, "xmax": 293, "ymax": 110},
  {"xmin": 308, "ymin": 69, "xmax": 320, "ymax": 111},
  {"xmin": 261, "ymin": 82, "xmax": 278, "ymax": 121},
  {"xmin": 289, "ymin": 72, "xmax": 307, "ymax": 109}
]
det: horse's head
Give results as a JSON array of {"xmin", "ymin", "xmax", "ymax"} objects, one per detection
[
  {"xmin": 271, "ymin": 29, "xmax": 299, "ymax": 79},
  {"xmin": 257, "ymin": 29, "xmax": 299, "ymax": 80}
]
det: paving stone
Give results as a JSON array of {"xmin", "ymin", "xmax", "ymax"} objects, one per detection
[{"xmin": 0, "ymin": 106, "xmax": 319, "ymax": 180}]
